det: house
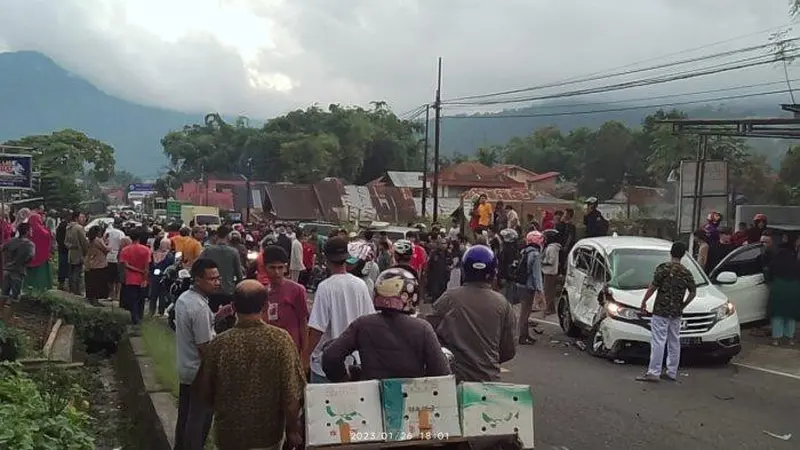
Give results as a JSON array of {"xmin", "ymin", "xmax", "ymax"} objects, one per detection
[
  {"xmin": 429, "ymin": 161, "xmax": 523, "ymax": 198},
  {"xmin": 494, "ymin": 164, "xmax": 560, "ymax": 193},
  {"xmin": 601, "ymin": 185, "xmax": 676, "ymax": 220},
  {"xmin": 369, "ymin": 171, "xmax": 425, "ymax": 197}
]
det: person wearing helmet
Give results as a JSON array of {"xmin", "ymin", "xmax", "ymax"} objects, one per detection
[
  {"xmin": 322, "ymin": 268, "xmax": 450, "ymax": 382},
  {"xmin": 748, "ymin": 213, "xmax": 768, "ymax": 244},
  {"xmin": 392, "ymin": 239, "xmax": 418, "ymax": 278},
  {"xmin": 583, "ymin": 197, "xmax": 608, "ymax": 237},
  {"xmin": 346, "ymin": 239, "xmax": 380, "ymax": 294},
  {"xmin": 516, "ymin": 231, "xmax": 546, "ymax": 345},
  {"xmin": 429, "ymin": 245, "xmax": 516, "ymax": 382}
]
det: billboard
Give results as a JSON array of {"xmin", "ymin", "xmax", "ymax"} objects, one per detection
[
  {"xmin": 128, "ymin": 183, "xmax": 156, "ymax": 200},
  {"xmin": 0, "ymin": 154, "xmax": 33, "ymax": 189},
  {"xmin": 677, "ymin": 160, "xmax": 729, "ymax": 233}
]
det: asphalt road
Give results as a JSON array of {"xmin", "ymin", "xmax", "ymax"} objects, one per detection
[{"xmin": 504, "ymin": 323, "xmax": 799, "ymax": 450}]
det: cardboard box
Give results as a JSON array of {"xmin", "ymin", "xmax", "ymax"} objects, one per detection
[
  {"xmin": 458, "ymin": 382, "xmax": 535, "ymax": 449},
  {"xmin": 305, "ymin": 380, "xmax": 385, "ymax": 446},
  {"xmin": 381, "ymin": 375, "xmax": 462, "ymax": 441}
]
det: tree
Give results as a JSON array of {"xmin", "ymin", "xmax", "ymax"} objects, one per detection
[
  {"xmin": 161, "ymin": 103, "xmax": 423, "ymax": 185},
  {"xmin": 3, "ymin": 129, "xmax": 115, "ymax": 210}
]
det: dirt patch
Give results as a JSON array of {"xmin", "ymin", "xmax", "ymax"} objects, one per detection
[{"xmin": 4, "ymin": 302, "xmax": 53, "ymax": 352}]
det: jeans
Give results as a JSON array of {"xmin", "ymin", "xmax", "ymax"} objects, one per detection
[
  {"xmin": 174, "ymin": 383, "xmax": 213, "ymax": 450},
  {"xmin": 2, "ymin": 273, "xmax": 23, "ymax": 299},
  {"xmin": 647, "ymin": 315, "xmax": 682, "ymax": 378},
  {"xmin": 68, "ymin": 262, "xmax": 84, "ymax": 295},
  {"xmin": 310, "ymin": 371, "xmax": 330, "ymax": 383},
  {"xmin": 771, "ymin": 316, "xmax": 797, "ymax": 340}
]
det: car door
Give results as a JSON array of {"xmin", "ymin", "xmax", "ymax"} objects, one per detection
[
  {"xmin": 576, "ymin": 251, "xmax": 609, "ymax": 327},
  {"xmin": 709, "ymin": 243, "xmax": 768, "ymax": 324},
  {"xmin": 565, "ymin": 246, "xmax": 592, "ymax": 324}
]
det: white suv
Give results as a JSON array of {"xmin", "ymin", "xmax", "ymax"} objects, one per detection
[{"xmin": 558, "ymin": 236, "xmax": 748, "ymax": 363}]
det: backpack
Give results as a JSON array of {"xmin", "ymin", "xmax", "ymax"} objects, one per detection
[{"xmin": 512, "ymin": 247, "xmax": 532, "ymax": 284}]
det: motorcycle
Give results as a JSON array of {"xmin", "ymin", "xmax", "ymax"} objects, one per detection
[{"xmin": 157, "ymin": 252, "xmax": 192, "ymax": 331}]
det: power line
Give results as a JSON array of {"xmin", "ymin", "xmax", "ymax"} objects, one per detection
[
  {"xmin": 444, "ymin": 51, "xmax": 797, "ymax": 107},
  {"xmin": 441, "ymin": 88, "xmax": 793, "ymax": 120},
  {"xmin": 443, "ymin": 79, "xmax": 800, "ymax": 111},
  {"xmin": 444, "ymin": 38, "xmax": 798, "ymax": 103}
]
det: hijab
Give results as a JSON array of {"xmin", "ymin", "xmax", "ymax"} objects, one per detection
[
  {"xmin": 153, "ymin": 238, "xmax": 171, "ymax": 264},
  {"xmin": 14, "ymin": 208, "xmax": 31, "ymax": 231},
  {"xmin": 27, "ymin": 213, "xmax": 53, "ymax": 267}
]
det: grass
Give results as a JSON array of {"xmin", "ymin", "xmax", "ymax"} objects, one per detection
[
  {"xmin": 139, "ymin": 318, "xmax": 179, "ymax": 398},
  {"xmin": 139, "ymin": 318, "xmax": 217, "ymax": 449}
]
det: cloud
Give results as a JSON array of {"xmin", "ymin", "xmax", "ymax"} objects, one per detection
[{"xmin": 0, "ymin": 0, "xmax": 795, "ymax": 118}]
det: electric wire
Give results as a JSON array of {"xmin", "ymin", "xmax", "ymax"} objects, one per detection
[
  {"xmin": 444, "ymin": 38, "xmax": 798, "ymax": 103},
  {"xmin": 441, "ymin": 89, "xmax": 793, "ymax": 120},
  {"xmin": 443, "ymin": 79, "xmax": 800, "ymax": 111},
  {"xmin": 444, "ymin": 50, "xmax": 798, "ymax": 107}
]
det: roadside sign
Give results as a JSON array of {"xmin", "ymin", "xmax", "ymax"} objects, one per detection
[
  {"xmin": 166, "ymin": 200, "xmax": 186, "ymax": 217},
  {"xmin": 0, "ymin": 153, "xmax": 33, "ymax": 189},
  {"xmin": 677, "ymin": 160, "xmax": 729, "ymax": 233}
]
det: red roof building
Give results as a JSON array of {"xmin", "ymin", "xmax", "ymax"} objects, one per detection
[
  {"xmin": 429, "ymin": 162, "xmax": 523, "ymax": 198},
  {"xmin": 494, "ymin": 164, "xmax": 560, "ymax": 193}
]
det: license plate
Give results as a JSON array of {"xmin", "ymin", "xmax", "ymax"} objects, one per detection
[{"xmin": 680, "ymin": 337, "xmax": 702, "ymax": 346}]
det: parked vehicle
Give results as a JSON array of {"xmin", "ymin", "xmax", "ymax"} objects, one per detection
[{"xmin": 558, "ymin": 236, "xmax": 744, "ymax": 363}]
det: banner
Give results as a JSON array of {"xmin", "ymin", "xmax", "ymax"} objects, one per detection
[{"xmin": 0, "ymin": 154, "xmax": 33, "ymax": 189}]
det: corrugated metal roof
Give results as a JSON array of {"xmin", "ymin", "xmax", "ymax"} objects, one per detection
[
  {"xmin": 369, "ymin": 185, "xmax": 417, "ymax": 224},
  {"xmin": 263, "ymin": 183, "xmax": 322, "ymax": 220},
  {"xmin": 341, "ymin": 185, "xmax": 378, "ymax": 222},
  {"xmin": 386, "ymin": 171, "xmax": 424, "ymax": 189},
  {"xmin": 435, "ymin": 162, "xmax": 523, "ymax": 188},
  {"xmin": 313, "ymin": 179, "xmax": 346, "ymax": 222},
  {"xmin": 413, "ymin": 197, "xmax": 465, "ymax": 219}
]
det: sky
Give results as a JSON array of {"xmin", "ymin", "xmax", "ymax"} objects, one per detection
[{"xmin": 0, "ymin": 0, "xmax": 797, "ymax": 119}]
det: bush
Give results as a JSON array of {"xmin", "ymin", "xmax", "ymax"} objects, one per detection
[
  {"xmin": 0, "ymin": 361, "xmax": 94, "ymax": 449},
  {"xmin": 21, "ymin": 291, "xmax": 130, "ymax": 355},
  {"xmin": 0, "ymin": 320, "xmax": 27, "ymax": 361}
]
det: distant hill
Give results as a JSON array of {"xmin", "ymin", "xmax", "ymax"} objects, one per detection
[
  {"xmin": 1, "ymin": 50, "xmax": 795, "ymax": 176},
  {"xmin": 439, "ymin": 98, "xmax": 797, "ymax": 168},
  {"xmin": 0, "ymin": 51, "xmax": 200, "ymax": 177}
]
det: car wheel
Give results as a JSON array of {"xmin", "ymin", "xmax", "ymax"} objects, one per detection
[
  {"xmin": 558, "ymin": 294, "xmax": 581, "ymax": 338},
  {"xmin": 587, "ymin": 323, "xmax": 610, "ymax": 358}
]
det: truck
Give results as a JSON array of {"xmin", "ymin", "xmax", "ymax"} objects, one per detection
[{"xmin": 181, "ymin": 205, "xmax": 221, "ymax": 230}]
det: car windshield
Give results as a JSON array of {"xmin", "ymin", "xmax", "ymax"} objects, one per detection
[
  {"xmin": 196, "ymin": 215, "xmax": 220, "ymax": 226},
  {"xmin": 608, "ymin": 248, "xmax": 708, "ymax": 290}
]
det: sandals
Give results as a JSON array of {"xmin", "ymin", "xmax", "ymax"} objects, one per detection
[{"xmin": 519, "ymin": 336, "xmax": 537, "ymax": 345}]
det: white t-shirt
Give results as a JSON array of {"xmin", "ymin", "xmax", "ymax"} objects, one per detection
[
  {"xmin": 308, "ymin": 273, "xmax": 375, "ymax": 377},
  {"xmin": 104, "ymin": 227, "xmax": 125, "ymax": 263},
  {"xmin": 290, "ymin": 238, "xmax": 305, "ymax": 271}
]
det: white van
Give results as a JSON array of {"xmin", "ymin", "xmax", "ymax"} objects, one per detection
[{"xmin": 558, "ymin": 236, "xmax": 747, "ymax": 363}]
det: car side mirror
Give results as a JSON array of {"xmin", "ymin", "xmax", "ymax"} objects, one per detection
[{"xmin": 715, "ymin": 271, "xmax": 737, "ymax": 285}]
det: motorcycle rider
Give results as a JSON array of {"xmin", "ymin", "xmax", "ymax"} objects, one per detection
[
  {"xmin": 198, "ymin": 225, "xmax": 243, "ymax": 313},
  {"xmin": 428, "ymin": 245, "xmax": 516, "ymax": 382},
  {"xmin": 391, "ymin": 239, "xmax": 418, "ymax": 278},
  {"xmin": 322, "ymin": 267, "xmax": 450, "ymax": 382}
]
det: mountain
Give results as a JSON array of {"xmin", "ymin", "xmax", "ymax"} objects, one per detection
[
  {"xmin": 0, "ymin": 51, "xmax": 200, "ymax": 177},
  {"xmin": 439, "ymin": 96, "xmax": 797, "ymax": 168}
]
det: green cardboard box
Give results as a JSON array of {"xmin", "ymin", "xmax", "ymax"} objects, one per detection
[
  {"xmin": 458, "ymin": 382, "xmax": 535, "ymax": 449},
  {"xmin": 381, "ymin": 375, "xmax": 462, "ymax": 441}
]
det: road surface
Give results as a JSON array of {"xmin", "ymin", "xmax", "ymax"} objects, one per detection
[{"xmin": 504, "ymin": 322, "xmax": 799, "ymax": 450}]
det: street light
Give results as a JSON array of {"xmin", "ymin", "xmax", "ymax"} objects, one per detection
[{"xmin": 245, "ymin": 158, "xmax": 253, "ymax": 224}]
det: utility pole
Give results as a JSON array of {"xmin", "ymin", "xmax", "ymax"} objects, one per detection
[
  {"xmin": 421, "ymin": 104, "xmax": 430, "ymax": 218},
  {"xmin": 432, "ymin": 57, "xmax": 442, "ymax": 224}
]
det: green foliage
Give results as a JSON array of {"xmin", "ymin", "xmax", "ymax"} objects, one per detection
[
  {"xmin": 21, "ymin": 291, "xmax": 129, "ymax": 354},
  {"xmin": 480, "ymin": 108, "xmax": 778, "ymax": 203},
  {"xmin": 0, "ymin": 320, "xmax": 28, "ymax": 361},
  {"xmin": 1, "ymin": 129, "xmax": 116, "ymax": 210},
  {"xmin": 140, "ymin": 319, "xmax": 179, "ymax": 397},
  {"xmin": 0, "ymin": 362, "xmax": 94, "ymax": 450},
  {"xmin": 161, "ymin": 104, "xmax": 423, "ymax": 185}
]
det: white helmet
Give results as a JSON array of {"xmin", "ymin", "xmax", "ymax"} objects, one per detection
[
  {"xmin": 499, "ymin": 228, "xmax": 519, "ymax": 243},
  {"xmin": 393, "ymin": 239, "xmax": 413, "ymax": 256}
]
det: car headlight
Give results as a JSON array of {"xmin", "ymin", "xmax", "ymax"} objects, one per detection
[
  {"xmin": 605, "ymin": 301, "xmax": 641, "ymax": 320},
  {"xmin": 712, "ymin": 301, "xmax": 735, "ymax": 320}
]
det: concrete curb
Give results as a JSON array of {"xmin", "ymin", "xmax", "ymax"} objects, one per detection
[{"xmin": 114, "ymin": 335, "xmax": 177, "ymax": 450}]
